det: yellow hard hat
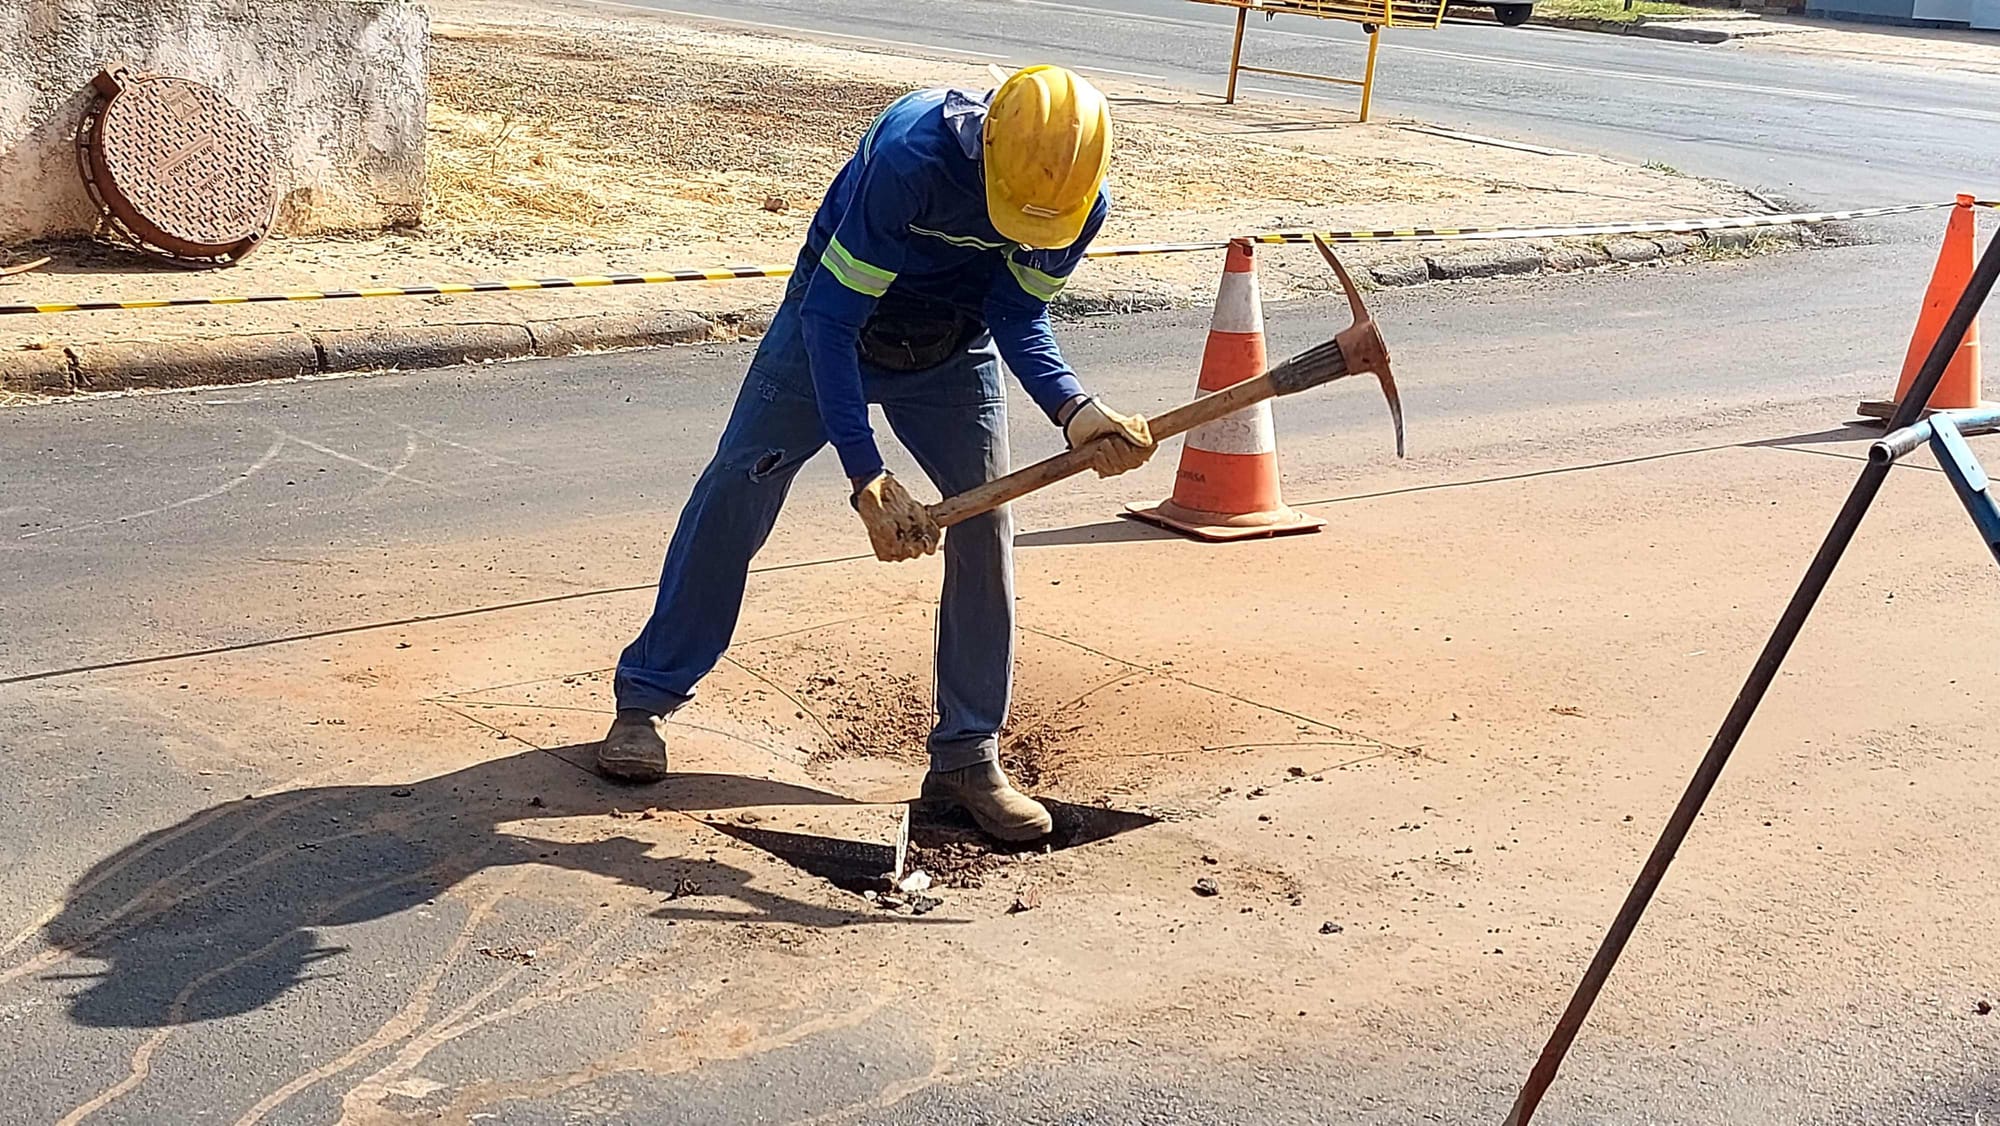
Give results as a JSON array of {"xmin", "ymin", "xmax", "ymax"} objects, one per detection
[{"xmin": 983, "ymin": 66, "xmax": 1112, "ymax": 250}]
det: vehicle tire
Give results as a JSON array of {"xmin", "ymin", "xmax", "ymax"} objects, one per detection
[{"xmin": 1494, "ymin": 3, "xmax": 1534, "ymax": 24}]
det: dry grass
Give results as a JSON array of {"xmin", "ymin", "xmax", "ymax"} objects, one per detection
[
  {"xmin": 421, "ymin": 21, "xmax": 1454, "ymax": 254},
  {"xmin": 426, "ymin": 109, "xmax": 612, "ymax": 235},
  {"xmin": 424, "ymin": 27, "xmax": 907, "ymax": 252}
]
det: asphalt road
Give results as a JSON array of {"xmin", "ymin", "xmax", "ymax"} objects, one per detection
[
  {"xmin": 602, "ymin": 0, "xmax": 2000, "ymax": 207},
  {"xmin": 0, "ymin": 241, "xmax": 1928, "ymax": 682}
]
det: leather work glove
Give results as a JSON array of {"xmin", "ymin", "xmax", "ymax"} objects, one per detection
[
  {"xmin": 851, "ymin": 471, "xmax": 941, "ymax": 562},
  {"xmin": 1063, "ymin": 397, "xmax": 1156, "ymax": 478}
]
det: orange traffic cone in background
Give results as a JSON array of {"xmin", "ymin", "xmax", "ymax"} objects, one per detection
[
  {"xmin": 1126, "ymin": 239, "xmax": 1324, "ymax": 541},
  {"xmin": 1861, "ymin": 193, "xmax": 1985, "ymax": 418}
]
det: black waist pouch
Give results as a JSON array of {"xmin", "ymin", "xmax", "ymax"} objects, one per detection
[{"xmin": 857, "ymin": 305, "xmax": 980, "ymax": 372}]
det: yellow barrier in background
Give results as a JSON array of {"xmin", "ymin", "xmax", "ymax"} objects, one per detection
[{"xmin": 1186, "ymin": 0, "xmax": 1449, "ymax": 122}]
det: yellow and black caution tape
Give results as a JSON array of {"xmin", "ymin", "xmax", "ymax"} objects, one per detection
[
  {"xmin": 1250, "ymin": 199, "xmax": 1981, "ymax": 245},
  {"xmin": 3, "ymin": 265, "xmax": 792, "ymax": 317},
  {"xmin": 3, "ymin": 199, "xmax": 1990, "ymax": 317}
]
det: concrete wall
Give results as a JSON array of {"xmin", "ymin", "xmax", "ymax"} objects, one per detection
[{"xmin": 0, "ymin": 0, "xmax": 428, "ymax": 244}]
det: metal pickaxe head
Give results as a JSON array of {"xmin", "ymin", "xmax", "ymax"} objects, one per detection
[{"xmin": 1315, "ymin": 235, "xmax": 1404, "ymax": 458}]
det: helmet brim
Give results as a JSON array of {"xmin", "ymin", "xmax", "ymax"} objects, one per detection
[{"xmin": 987, "ymin": 187, "xmax": 1091, "ymax": 251}]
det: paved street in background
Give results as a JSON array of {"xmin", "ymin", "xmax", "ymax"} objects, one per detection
[{"xmin": 625, "ymin": 0, "xmax": 2000, "ymax": 206}]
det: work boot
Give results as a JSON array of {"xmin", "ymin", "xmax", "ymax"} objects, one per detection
[
  {"xmin": 919, "ymin": 760, "xmax": 1053, "ymax": 842},
  {"xmin": 596, "ymin": 709, "xmax": 669, "ymax": 783}
]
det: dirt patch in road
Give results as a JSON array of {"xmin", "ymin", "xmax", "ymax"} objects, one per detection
[
  {"xmin": 744, "ymin": 638, "xmax": 1094, "ymax": 790},
  {"xmin": 798, "ymin": 669, "xmax": 1067, "ymax": 787},
  {"xmin": 794, "ymin": 667, "xmax": 935, "ymax": 765},
  {"xmin": 905, "ymin": 799, "xmax": 1162, "ymax": 890},
  {"xmin": 997, "ymin": 721, "xmax": 1068, "ymax": 788},
  {"xmin": 726, "ymin": 605, "xmax": 1384, "ymax": 807}
]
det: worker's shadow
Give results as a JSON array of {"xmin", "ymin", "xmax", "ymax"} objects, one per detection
[{"xmin": 40, "ymin": 746, "xmax": 1153, "ymax": 1031}]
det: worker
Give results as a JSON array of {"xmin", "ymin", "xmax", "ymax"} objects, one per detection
[{"xmin": 597, "ymin": 67, "xmax": 1154, "ymax": 842}]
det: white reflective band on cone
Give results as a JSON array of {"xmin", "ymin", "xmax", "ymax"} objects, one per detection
[
  {"xmin": 1188, "ymin": 401, "xmax": 1278, "ymax": 456},
  {"xmin": 1210, "ymin": 268, "xmax": 1263, "ymax": 335}
]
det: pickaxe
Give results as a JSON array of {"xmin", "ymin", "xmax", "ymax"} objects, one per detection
[{"xmin": 927, "ymin": 236, "xmax": 1403, "ymax": 529}]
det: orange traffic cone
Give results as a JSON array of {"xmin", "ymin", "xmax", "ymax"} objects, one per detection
[
  {"xmin": 1861, "ymin": 193, "xmax": 1986, "ymax": 419},
  {"xmin": 1125, "ymin": 239, "xmax": 1324, "ymax": 541}
]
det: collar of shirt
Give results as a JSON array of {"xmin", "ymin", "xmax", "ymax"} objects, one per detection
[{"xmin": 940, "ymin": 88, "xmax": 992, "ymax": 162}]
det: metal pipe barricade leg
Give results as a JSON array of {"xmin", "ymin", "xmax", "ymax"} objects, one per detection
[
  {"xmin": 1928, "ymin": 414, "xmax": 2000, "ymax": 565},
  {"xmin": 1227, "ymin": 7, "xmax": 1248, "ymax": 103},
  {"xmin": 1360, "ymin": 27, "xmax": 1382, "ymax": 122}
]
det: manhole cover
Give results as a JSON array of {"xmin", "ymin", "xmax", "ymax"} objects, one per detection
[{"xmin": 78, "ymin": 66, "xmax": 275, "ymax": 267}]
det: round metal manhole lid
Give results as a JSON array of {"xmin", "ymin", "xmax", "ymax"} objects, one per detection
[{"xmin": 91, "ymin": 72, "xmax": 276, "ymax": 258}]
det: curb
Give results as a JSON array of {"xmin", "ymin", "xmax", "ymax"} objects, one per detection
[
  {"xmin": 0, "ymin": 227, "xmax": 1808, "ymax": 399},
  {"xmin": 1446, "ymin": 5, "xmax": 1766, "ymax": 41},
  {"xmin": 1363, "ymin": 224, "xmax": 1809, "ymax": 289},
  {"xmin": 1, "ymin": 308, "xmax": 770, "ymax": 398},
  {"xmin": 1533, "ymin": 16, "xmax": 1739, "ymax": 42}
]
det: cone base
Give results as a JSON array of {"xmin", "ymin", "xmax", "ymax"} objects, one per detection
[
  {"xmin": 1856, "ymin": 398, "xmax": 1999, "ymax": 422},
  {"xmin": 1122, "ymin": 498, "xmax": 1325, "ymax": 542}
]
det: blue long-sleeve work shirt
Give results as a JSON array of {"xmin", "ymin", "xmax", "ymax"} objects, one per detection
[{"xmin": 794, "ymin": 87, "xmax": 1108, "ymax": 481}]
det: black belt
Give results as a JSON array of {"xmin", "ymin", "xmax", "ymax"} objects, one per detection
[{"xmin": 857, "ymin": 306, "xmax": 980, "ymax": 372}]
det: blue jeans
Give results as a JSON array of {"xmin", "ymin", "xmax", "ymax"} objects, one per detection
[{"xmin": 614, "ymin": 296, "xmax": 1015, "ymax": 772}]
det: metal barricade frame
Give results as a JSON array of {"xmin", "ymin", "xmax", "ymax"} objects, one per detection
[{"xmin": 1186, "ymin": 0, "xmax": 1449, "ymax": 122}]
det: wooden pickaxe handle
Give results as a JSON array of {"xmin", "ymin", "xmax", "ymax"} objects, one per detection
[{"xmin": 927, "ymin": 237, "xmax": 1402, "ymax": 530}]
